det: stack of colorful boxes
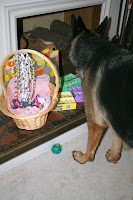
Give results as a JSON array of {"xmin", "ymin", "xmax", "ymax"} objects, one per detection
[
  {"xmin": 53, "ymin": 91, "xmax": 76, "ymax": 111},
  {"xmin": 53, "ymin": 73, "xmax": 83, "ymax": 111}
]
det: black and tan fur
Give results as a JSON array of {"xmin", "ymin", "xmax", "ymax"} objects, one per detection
[{"xmin": 69, "ymin": 15, "xmax": 133, "ymax": 164}]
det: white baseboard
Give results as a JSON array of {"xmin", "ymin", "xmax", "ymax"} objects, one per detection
[{"xmin": 0, "ymin": 123, "xmax": 87, "ymax": 175}]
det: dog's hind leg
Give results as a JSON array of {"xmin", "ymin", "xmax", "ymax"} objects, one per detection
[
  {"xmin": 106, "ymin": 132, "xmax": 123, "ymax": 163},
  {"xmin": 72, "ymin": 119, "xmax": 107, "ymax": 164}
]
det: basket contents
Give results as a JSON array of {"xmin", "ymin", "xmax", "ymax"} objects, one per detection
[{"xmin": 7, "ymin": 52, "xmax": 51, "ymax": 115}]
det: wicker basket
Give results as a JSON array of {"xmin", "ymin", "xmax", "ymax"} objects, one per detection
[{"xmin": 0, "ymin": 49, "xmax": 59, "ymax": 130}]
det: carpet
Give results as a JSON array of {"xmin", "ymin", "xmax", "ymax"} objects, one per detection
[{"xmin": 0, "ymin": 128, "xmax": 133, "ymax": 200}]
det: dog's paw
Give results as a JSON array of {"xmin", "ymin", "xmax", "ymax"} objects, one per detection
[
  {"xmin": 72, "ymin": 151, "xmax": 94, "ymax": 164},
  {"xmin": 72, "ymin": 151, "xmax": 87, "ymax": 164},
  {"xmin": 106, "ymin": 149, "xmax": 121, "ymax": 164}
]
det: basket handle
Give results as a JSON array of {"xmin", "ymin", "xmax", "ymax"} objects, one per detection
[{"xmin": 0, "ymin": 49, "xmax": 59, "ymax": 101}]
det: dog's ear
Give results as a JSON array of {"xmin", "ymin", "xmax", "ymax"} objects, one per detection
[
  {"xmin": 78, "ymin": 16, "xmax": 87, "ymax": 30},
  {"xmin": 95, "ymin": 16, "xmax": 108, "ymax": 38},
  {"xmin": 71, "ymin": 14, "xmax": 84, "ymax": 37}
]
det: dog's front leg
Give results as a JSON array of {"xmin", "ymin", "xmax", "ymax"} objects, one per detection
[{"xmin": 73, "ymin": 120, "xmax": 107, "ymax": 164}]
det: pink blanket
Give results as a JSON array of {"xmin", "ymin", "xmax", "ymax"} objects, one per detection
[{"xmin": 7, "ymin": 74, "xmax": 51, "ymax": 115}]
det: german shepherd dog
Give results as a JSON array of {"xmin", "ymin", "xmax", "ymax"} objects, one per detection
[{"xmin": 69, "ymin": 15, "xmax": 133, "ymax": 164}]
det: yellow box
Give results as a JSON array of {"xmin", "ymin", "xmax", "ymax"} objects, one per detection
[
  {"xmin": 53, "ymin": 92, "xmax": 76, "ymax": 111},
  {"xmin": 58, "ymin": 91, "xmax": 73, "ymax": 98}
]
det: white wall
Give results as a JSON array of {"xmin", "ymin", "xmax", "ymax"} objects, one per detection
[
  {"xmin": 109, "ymin": 0, "xmax": 121, "ymax": 39},
  {"xmin": 109, "ymin": 0, "xmax": 127, "ymax": 40}
]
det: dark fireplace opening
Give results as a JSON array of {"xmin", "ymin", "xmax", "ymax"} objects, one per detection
[{"xmin": 17, "ymin": 5, "xmax": 101, "ymax": 76}]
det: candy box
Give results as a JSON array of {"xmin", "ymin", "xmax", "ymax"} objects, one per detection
[
  {"xmin": 61, "ymin": 78, "xmax": 81, "ymax": 92},
  {"xmin": 58, "ymin": 91, "xmax": 73, "ymax": 98},
  {"xmin": 67, "ymin": 85, "xmax": 83, "ymax": 92},
  {"xmin": 53, "ymin": 91, "xmax": 76, "ymax": 111},
  {"xmin": 53, "ymin": 97, "xmax": 76, "ymax": 111},
  {"xmin": 59, "ymin": 73, "xmax": 77, "ymax": 83},
  {"xmin": 68, "ymin": 85, "xmax": 84, "ymax": 102},
  {"xmin": 59, "ymin": 73, "xmax": 81, "ymax": 92},
  {"xmin": 73, "ymin": 91, "xmax": 83, "ymax": 102}
]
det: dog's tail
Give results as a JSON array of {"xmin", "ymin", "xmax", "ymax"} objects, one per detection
[{"xmin": 100, "ymin": 64, "xmax": 133, "ymax": 148}]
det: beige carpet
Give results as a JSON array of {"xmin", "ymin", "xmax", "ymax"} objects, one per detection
[{"xmin": 0, "ymin": 128, "xmax": 133, "ymax": 200}]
